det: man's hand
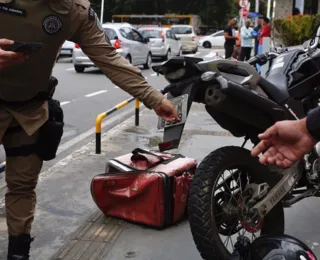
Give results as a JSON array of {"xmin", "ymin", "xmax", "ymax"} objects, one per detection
[
  {"xmin": 251, "ymin": 119, "xmax": 317, "ymax": 168},
  {"xmin": 154, "ymin": 98, "xmax": 180, "ymax": 122},
  {"xmin": 0, "ymin": 38, "xmax": 27, "ymax": 70}
]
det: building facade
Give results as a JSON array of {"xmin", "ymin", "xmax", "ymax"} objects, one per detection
[{"xmin": 274, "ymin": 0, "xmax": 320, "ymax": 18}]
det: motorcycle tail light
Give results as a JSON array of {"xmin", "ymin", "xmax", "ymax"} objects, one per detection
[{"xmin": 75, "ymin": 43, "xmax": 80, "ymax": 49}]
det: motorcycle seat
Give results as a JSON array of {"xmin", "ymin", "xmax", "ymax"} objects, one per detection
[{"xmin": 259, "ymin": 73, "xmax": 290, "ymax": 104}]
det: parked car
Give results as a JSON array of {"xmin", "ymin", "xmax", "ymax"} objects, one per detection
[
  {"xmin": 170, "ymin": 25, "xmax": 198, "ymax": 54},
  {"xmin": 72, "ymin": 23, "xmax": 152, "ymax": 73},
  {"xmin": 138, "ymin": 27, "xmax": 181, "ymax": 60},
  {"xmin": 58, "ymin": 40, "xmax": 75, "ymax": 59},
  {"xmin": 198, "ymin": 30, "xmax": 225, "ymax": 48}
]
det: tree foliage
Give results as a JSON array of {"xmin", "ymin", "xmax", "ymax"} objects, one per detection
[{"xmin": 90, "ymin": 0, "xmax": 266, "ymax": 28}]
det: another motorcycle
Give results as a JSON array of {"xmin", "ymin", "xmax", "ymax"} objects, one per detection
[{"xmin": 152, "ymin": 24, "xmax": 320, "ymax": 259}]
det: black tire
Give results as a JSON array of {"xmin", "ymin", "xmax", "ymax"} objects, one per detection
[
  {"xmin": 143, "ymin": 52, "xmax": 152, "ymax": 69},
  {"xmin": 164, "ymin": 49, "xmax": 171, "ymax": 60},
  {"xmin": 203, "ymin": 41, "xmax": 212, "ymax": 48},
  {"xmin": 74, "ymin": 65, "xmax": 85, "ymax": 73},
  {"xmin": 125, "ymin": 55, "xmax": 131, "ymax": 64},
  {"xmin": 188, "ymin": 146, "xmax": 285, "ymax": 260}
]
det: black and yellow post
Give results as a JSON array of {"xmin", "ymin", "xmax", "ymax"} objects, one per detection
[
  {"xmin": 95, "ymin": 97, "xmax": 136, "ymax": 154},
  {"xmin": 135, "ymin": 99, "xmax": 140, "ymax": 126}
]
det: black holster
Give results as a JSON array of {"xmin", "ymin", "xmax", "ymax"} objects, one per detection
[{"xmin": 36, "ymin": 77, "xmax": 64, "ymax": 161}]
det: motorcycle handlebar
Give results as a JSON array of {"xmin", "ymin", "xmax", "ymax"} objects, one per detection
[{"xmin": 247, "ymin": 52, "xmax": 280, "ymax": 66}]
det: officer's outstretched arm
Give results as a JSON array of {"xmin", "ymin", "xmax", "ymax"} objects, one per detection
[{"xmin": 70, "ymin": 1, "xmax": 164, "ymax": 109}]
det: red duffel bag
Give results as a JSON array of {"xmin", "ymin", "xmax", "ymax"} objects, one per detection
[{"xmin": 90, "ymin": 148, "xmax": 197, "ymax": 229}]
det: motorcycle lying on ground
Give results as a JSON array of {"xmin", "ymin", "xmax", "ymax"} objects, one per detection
[{"xmin": 152, "ymin": 24, "xmax": 320, "ymax": 259}]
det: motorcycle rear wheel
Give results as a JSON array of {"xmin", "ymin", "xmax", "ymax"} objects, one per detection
[{"xmin": 188, "ymin": 146, "xmax": 285, "ymax": 260}]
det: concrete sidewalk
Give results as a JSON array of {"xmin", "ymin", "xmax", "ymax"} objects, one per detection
[
  {"xmin": 48, "ymin": 102, "xmax": 244, "ymax": 260},
  {"xmin": 0, "ymin": 102, "xmax": 320, "ymax": 260}
]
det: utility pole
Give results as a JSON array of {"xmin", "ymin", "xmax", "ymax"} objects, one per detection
[
  {"xmin": 255, "ymin": 0, "xmax": 259, "ymax": 26},
  {"xmin": 100, "ymin": 0, "xmax": 105, "ymax": 23},
  {"xmin": 267, "ymin": 0, "xmax": 271, "ymax": 18}
]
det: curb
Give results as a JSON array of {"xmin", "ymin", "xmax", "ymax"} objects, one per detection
[{"xmin": 0, "ymin": 104, "xmax": 146, "ymax": 193}]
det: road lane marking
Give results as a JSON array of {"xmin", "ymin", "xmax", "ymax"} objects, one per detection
[
  {"xmin": 114, "ymin": 86, "xmax": 119, "ymax": 89},
  {"xmin": 60, "ymin": 101, "xmax": 71, "ymax": 106},
  {"xmin": 66, "ymin": 68, "xmax": 74, "ymax": 71},
  {"xmin": 150, "ymin": 73, "xmax": 157, "ymax": 76},
  {"xmin": 85, "ymin": 90, "xmax": 108, "ymax": 97}
]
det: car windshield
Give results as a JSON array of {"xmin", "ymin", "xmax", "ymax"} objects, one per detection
[
  {"xmin": 104, "ymin": 28, "xmax": 118, "ymax": 40},
  {"xmin": 171, "ymin": 27, "xmax": 192, "ymax": 34},
  {"xmin": 139, "ymin": 29, "xmax": 162, "ymax": 38}
]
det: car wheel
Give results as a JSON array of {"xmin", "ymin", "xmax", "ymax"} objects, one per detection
[
  {"xmin": 203, "ymin": 41, "xmax": 212, "ymax": 48},
  {"xmin": 165, "ymin": 49, "xmax": 172, "ymax": 60},
  {"xmin": 125, "ymin": 55, "xmax": 131, "ymax": 64},
  {"xmin": 74, "ymin": 65, "xmax": 85, "ymax": 73},
  {"xmin": 143, "ymin": 53, "xmax": 152, "ymax": 69}
]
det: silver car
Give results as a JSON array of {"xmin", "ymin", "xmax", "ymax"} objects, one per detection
[
  {"xmin": 138, "ymin": 27, "xmax": 181, "ymax": 60},
  {"xmin": 58, "ymin": 40, "xmax": 75, "ymax": 59},
  {"xmin": 72, "ymin": 23, "xmax": 152, "ymax": 73}
]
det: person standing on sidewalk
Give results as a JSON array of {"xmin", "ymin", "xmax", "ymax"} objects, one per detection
[
  {"xmin": 240, "ymin": 20, "xmax": 254, "ymax": 61},
  {"xmin": 253, "ymin": 19, "xmax": 262, "ymax": 55},
  {"xmin": 232, "ymin": 27, "xmax": 242, "ymax": 60},
  {"xmin": 224, "ymin": 17, "xmax": 238, "ymax": 59},
  {"xmin": 258, "ymin": 18, "xmax": 271, "ymax": 55},
  {"xmin": 0, "ymin": 0, "xmax": 179, "ymax": 259}
]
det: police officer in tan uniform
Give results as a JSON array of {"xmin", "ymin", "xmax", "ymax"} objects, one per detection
[{"xmin": 0, "ymin": 0, "xmax": 179, "ymax": 258}]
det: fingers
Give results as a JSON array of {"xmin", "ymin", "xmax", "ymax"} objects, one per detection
[
  {"xmin": 0, "ymin": 55, "xmax": 27, "ymax": 70},
  {"xmin": 258, "ymin": 124, "xmax": 279, "ymax": 140},
  {"xmin": 0, "ymin": 38, "xmax": 14, "ymax": 47},
  {"xmin": 251, "ymin": 124, "xmax": 280, "ymax": 157},
  {"xmin": 171, "ymin": 108, "xmax": 180, "ymax": 121},
  {"xmin": 0, "ymin": 49, "xmax": 24, "ymax": 59},
  {"xmin": 251, "ymin": 139, "xmax": 272, "ymax": 157}
]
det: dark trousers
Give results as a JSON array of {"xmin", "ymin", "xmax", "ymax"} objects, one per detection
[
  {"xmin": 254, "ymin": 40, "xmax": 259, "ymax": 55},
  {"xmin": 240, "ymin": 47, "xmax": 252, "ymax": 61},
  {"xmin": 225, "ymin": 45, "xmax": 234, "ymax": 59}
]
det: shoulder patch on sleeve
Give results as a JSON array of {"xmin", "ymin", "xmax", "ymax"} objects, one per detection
[{"xmin": 88, "ymin": 7, "xmax": 95, "ymax": 21}]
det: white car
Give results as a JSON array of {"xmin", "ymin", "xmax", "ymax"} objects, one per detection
[
  {"xmin": 58, "ymin": 40, "xmax": 75, "ymax": 58},
  {"xmin": 198, "ymin": 30, "xmax": 225, "ymax": 48},
  {"xmin": 171, "ymin": 25, "xmax": 198, "ymax": 54},
  {"xmin": 72, "ymin": 23, "xmax": 152, "ymax": 73},
  {"xmin": 138, "ymin": 27, "xmax": 181, "ymax": 60}
]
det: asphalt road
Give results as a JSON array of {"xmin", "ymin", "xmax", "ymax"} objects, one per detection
[{"xmin": 0, "ymin": 47, "xmax": 219, "ymax": 171}]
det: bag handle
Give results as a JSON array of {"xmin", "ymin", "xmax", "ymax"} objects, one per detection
[{"xmin": 131, "ymin": 148, "xmax": 165, "ymax": 163}]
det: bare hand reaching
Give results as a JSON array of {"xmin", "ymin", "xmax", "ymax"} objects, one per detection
[
  {"xmin": 251, "ymin": 119, "xmax": 317, "ymax": 168},
  {"xmin": 154, "ymin": 98, "xmax": 180, "ymax": 122},
  {"xmin": 0, "ymin": 39, "xmax": 28, "ymax": 70}
]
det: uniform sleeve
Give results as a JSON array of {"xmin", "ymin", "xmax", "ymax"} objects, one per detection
[{"xmin": 69, "ymin": 3, "xmax": 164, "ymax": 109}]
